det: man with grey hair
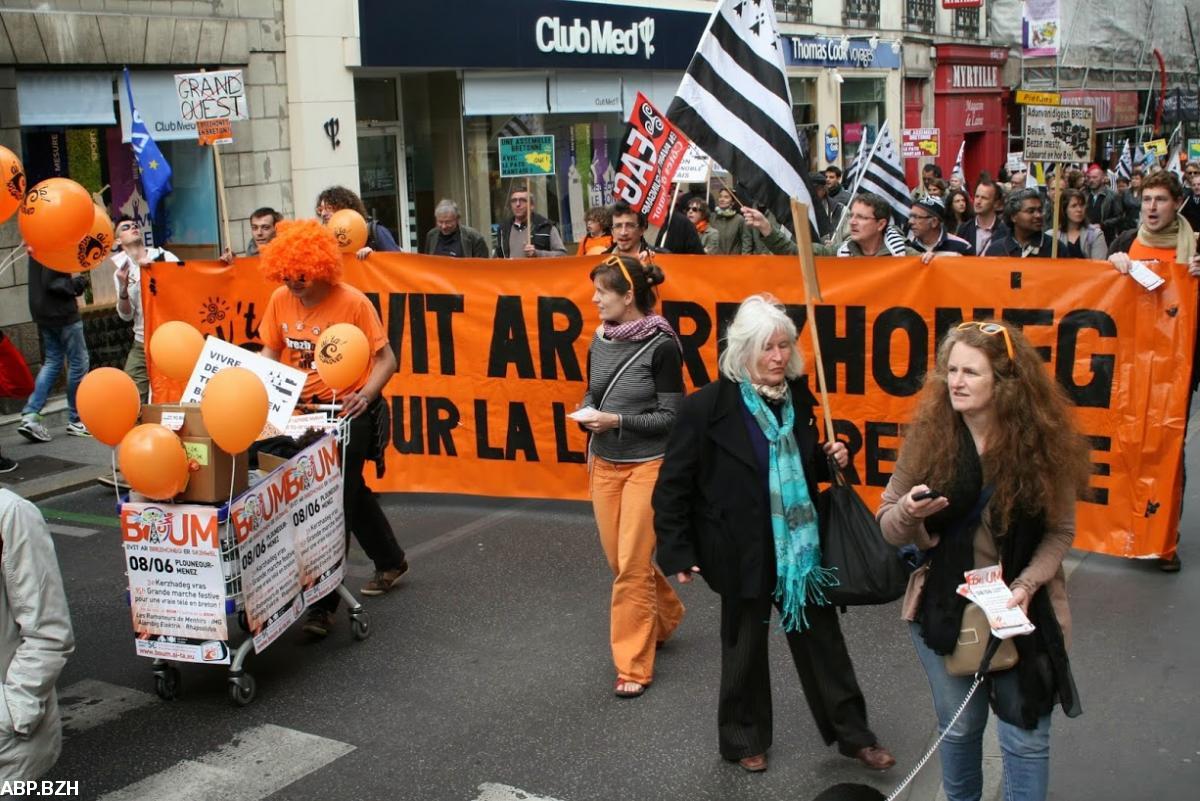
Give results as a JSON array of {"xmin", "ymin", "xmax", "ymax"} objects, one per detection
[{"xmin": 425, "ymin": 199, "xmax": 490, "ymax": 258}]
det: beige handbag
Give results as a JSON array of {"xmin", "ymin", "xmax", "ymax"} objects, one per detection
[{"xmin": 944, "ymin": 603, "xmax": 1019, "ymax": 677}]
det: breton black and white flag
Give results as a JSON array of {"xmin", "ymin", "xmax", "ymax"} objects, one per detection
[
  {"xmin": 668, "ymin": 0, "xmax": 815, "ymax": 229},
  {"xmin": 1115, "ymin": 139, "xmax": 1132, "ymax": 181},
  {"xmin": 848, "ymin": 125, "xmax": 912, "ymax": 225}
]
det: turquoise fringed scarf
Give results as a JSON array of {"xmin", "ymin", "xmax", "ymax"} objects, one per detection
[{"xmin": 738, "ymin": 379, "xmax": 836, "ymax": 632}]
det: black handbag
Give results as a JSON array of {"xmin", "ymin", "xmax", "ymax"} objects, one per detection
[{"xmin": 817, "ymin": 459, "xmax": 909, "ymax": 606}]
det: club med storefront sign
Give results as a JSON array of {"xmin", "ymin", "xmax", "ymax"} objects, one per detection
[{"xmin": 535, "ymin": 16, "xmax": 656, "ymax": 59}]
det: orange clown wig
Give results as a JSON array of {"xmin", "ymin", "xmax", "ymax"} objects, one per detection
[{"xmin": 259, "ymin": 219, "xmax": 343, "ymax": 284}]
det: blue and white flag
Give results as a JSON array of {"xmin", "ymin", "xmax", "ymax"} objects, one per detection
[{"xmin": 123, "ymin": 67, "xmax": 172, "ymax": 219}]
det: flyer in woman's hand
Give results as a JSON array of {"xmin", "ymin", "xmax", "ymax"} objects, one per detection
[{"xmin": 956, "ymin": 565, "xmax": 1036, "ymax": 639}]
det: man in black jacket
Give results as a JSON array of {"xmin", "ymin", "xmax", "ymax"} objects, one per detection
[
  {"xmin": 957, "ymin": 178, "xmax": 1009, "ymax": 255},
  {"xmin": 981, "ymin": 189, "xmax": 1078, "ymax": 258},
  {"xmin": 493, "ymin": 185, "xmax": 566, "ymax": 258},
  {"xmin": 17, "ymin": 261, "xmax": 90, "ymax": 443}
]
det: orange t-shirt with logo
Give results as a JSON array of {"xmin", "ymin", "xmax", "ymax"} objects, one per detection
[
  {"xmin": 259, "ymin": 283, "xmax": 387, "ymax": 402},
  {"xmin": 1128, "ymin": 239, "xmax": 1178, "ymax": 267}
]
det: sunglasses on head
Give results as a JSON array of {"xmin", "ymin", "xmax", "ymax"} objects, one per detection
[
  {"xmin": 601, "ymin": 254, "xmax": 635, "ymax": 289},
  {"xmin": 957, "ymin": 321, "xmax": 1014, "ymax": 360}
]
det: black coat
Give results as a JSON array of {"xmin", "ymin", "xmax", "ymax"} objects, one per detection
[{"xmin": 653, "ymin": 376, "xmax": 829, "ymax": 599}]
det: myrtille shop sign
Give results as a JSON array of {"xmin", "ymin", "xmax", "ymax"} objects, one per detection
[{"xmin": 358, "ymin": 0, "xmax": 709, "ymax": 70}]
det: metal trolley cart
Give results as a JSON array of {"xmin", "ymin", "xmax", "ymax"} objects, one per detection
[{"xmin": 123, "ymin": 420, "xmax": 368, "ymax": 707}]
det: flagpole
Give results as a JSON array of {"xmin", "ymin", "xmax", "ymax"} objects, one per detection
[
  {"xmin": 790, "ymin": 198, "xmax": 836, "ymax": 444},
  {"xmin": 212, "ymin": 141, "xmax": 232, "ymax": 256},
  {"xmin": 659, "ymin": 182, "xmax": 682, "ymax": 249}
]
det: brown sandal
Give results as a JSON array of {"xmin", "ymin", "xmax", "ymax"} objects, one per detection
[{"xmin": 614, "ymin": 679, "xmax": 646, "ymax": 698}]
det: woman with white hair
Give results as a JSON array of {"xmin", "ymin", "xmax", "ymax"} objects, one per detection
[{"xmin": 653, "ymin": 294, "xmax": 895, "ymax": 774}]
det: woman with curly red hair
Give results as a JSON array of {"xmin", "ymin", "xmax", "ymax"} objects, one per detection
[
  {"xmin": 877, "ymin": 320, "xmax": 1091, "ymax": 801},
  {"xmin": 258, "ymin": 219, "xmax": 408, "ymax": 637}
]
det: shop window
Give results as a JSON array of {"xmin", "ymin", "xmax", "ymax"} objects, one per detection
[
  {"xmin": 789, "ymin": 77, "xmax": 818, "ymax": 168},
  {"xmin": 953, "ymin": 8, "xmax": 981, "ymax": 39},
  {"xmin": 840, "ymin": 78, "xmax": 886, "ymax": 162},
  {"xmin": 774, "ymin": 0, "xmax": 813, "ymax": 23},
  {"xmin": 904, "ymin": 0, "xmax": 936, "ymax": 34},
  {"xmin": 463, "ymin": 111, "xmax": 625, "ymax": 249},
  {"xmin": 355, "ymin": 78, "xmax": 399, "ymax": 123},
  {"xmin": 843, "ymin": 0, "xmax": 880, "ymax": 28}
]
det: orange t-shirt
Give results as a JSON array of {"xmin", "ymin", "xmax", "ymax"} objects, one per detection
[
  {"xmin": 259, "ymin": 283, "xmax": 388, "ymax": 402},
  {"xmin": 1128, "ymin": 238, "xmax": 1178, "ymax": 266},
  {"xmin": 577, "ymin": 234, "xmax": 613, "ymax": 256}
]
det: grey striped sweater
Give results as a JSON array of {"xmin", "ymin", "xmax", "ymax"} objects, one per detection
[{"xmin": 583, "ymin": 332, "xmax": 683, "ymax": 462}]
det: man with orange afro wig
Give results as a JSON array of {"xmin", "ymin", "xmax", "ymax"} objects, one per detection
[{"xmin": 258, "ymin": 219, "xmax": 408, "ymax": 637}]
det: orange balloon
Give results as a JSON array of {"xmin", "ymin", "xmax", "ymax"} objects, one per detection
[
  {"xmin": 149, "ymin": 321, "xmax": 205, "ymax": 382},
  {"xmin": 77, "ymin": 368, "xmax": 141, "ymax": 447},
  {"xmin": 326, "ymin": 209, "xmax": 368, "ymax": 253},
  {"xmin": 0, "ymin": 145, "xmax": 24, "ymax": 224},
  {"xmin": 200, "ymin": 367, "xmax": 269, "ymax": 454},
  {"xmin": 34, "ymin": 205, "xmax": 114, "ymax": 274},
  {"xmin": 19, "ymin": 177, "xmax": 94, "ymax": 252},
  {"xmin": 118, "ymin": 424, "xmax": 189, "ymax": 500},
  {"xmin": 315, "ymin": 323, "xmax": 370, "ymax": 392}
]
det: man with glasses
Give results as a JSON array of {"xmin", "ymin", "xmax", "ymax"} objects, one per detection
[
  {"xmin": 494, "ymin": 185, "xmax": 566, "ymax": 259},
  {"xmin": 605, "ymin": 201, "xmax": 660, "ymax": 262},
  {"xmin": 837, "ymin": 194, "xmax": 915, "ymax": 257},
  {"xmin": 906, "ymin": 197, "xmax": 973, "ymax": 255},
  {"xmin": 111, "ymin": 215, "xmax": 179, "ymax": 400},
  {"xmin": 1006, "ymin": 163, "xmax": 1030, "ymax": 192},
  {"xmin": 981, "ymin": 189, "xmax": 1073, "ymax": 258}
]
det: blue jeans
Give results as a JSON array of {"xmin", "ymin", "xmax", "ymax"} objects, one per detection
[
  {"xmin": 909, "ymin": 622, "xmax": 1051, "ymax": 801},
  {"xmin": 22, "ymin": 321, "xmax": 89, "ymax": 423}
]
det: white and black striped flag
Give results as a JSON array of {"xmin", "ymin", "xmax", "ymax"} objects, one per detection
[
  {"xmin": 848, "ymin": 124, "xmax": 912, "ymax": 225},
  {"xmin": 668, "ymin": 0, "xmax": 815, "ymax": 229},
  {"xmin": 1115, "ymin": 139, "xmax": 1132, "ymax": 181}
]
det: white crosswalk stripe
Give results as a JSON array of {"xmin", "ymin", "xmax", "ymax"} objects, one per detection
[
  {"xmin": 47, "ymin": 523, "xmax": 97, "ymax": 538},
  {"xmin": 58, "ymin": 680, "xmax": 157, "ymax": 735},
  {"xmin": 474, "ymin": 784, "xmax": 566, "ymax": 801},
  {"xmin": 94, "ymin": 723, "xmax": 354, "ymax": 801}
]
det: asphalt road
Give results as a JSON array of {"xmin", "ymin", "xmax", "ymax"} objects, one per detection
[{"xmin": 28, "ymin": 472, "xmax": 1200, "ymax": 801}]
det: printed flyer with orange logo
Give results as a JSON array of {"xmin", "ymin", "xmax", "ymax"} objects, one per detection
[{"xmin": 121, "ymin": 503, "xmax": 229, "ymax": 664}]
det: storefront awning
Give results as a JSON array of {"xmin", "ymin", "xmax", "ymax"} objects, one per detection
[{"xmin": 17, "ymin": 72, "xmax": 116, "ymax": 126}]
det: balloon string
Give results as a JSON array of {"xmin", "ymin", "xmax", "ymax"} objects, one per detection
[
  {"xmin": 0, "ymin": 245, "xmax": 26, "ymax": 278},
  {"xmin": 110, "ymin": 449, "xmax": 121, "ymax": 507}
]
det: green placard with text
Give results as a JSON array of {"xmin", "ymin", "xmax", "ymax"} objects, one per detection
[{"xmin": 499, "ymin": 135, "xmax": 555, "ymax": 178}]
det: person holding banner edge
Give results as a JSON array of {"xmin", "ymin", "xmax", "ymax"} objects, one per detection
[
  {"xmin": 256, "ymin": 219, "xmax": 408, "ymax": 637},
  {"xmin": 653, "ymin": 295, "xmax": 894, "ymax": 774},
  {"xmin": 579, "ymin": 253, "xmax": 685, "ymax": 699},
  {"xmin": 1107, "ymin": 170, "xmax": 1200, "ymax": 572}
]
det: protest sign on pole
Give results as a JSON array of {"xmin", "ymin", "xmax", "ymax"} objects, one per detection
[
  {"xmin": 498, "ymin": 136, "xmax": 556, "ymax": 178},
  {"xmin": 673, "ymin": 143, "xmax": 718, "ymax": 184},
  {"xmin": 901, "ymin": 128, "xmax": 940, "ymax": 159},
  {"xmin": 121, "ymin": 503, "xmax": 230, "ymax": 664},
  {"xmin": 614, "ymin": 92, "xmax": 691, "ymax": 227},
  {"xmin": 175, "ymin": 69, "xmax": 248, "ymax": 253},
  {"xmin": 1023, "ymin": 104, "xmax": 1094, "ymax": 257}
]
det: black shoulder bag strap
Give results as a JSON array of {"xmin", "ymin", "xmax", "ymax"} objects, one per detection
[{"xmin": 594, "ymin": 333, "xmax": 664, "ymax": 412}]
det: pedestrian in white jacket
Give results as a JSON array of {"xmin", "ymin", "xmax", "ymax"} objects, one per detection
[{"xmin": 0, "ymin": 489, "xmax": 74, "ymax": 781}]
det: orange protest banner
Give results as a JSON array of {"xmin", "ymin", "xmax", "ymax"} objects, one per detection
[{"xmin": 142, "ymin": 253, "xmax": 1196, "ymax": 560}]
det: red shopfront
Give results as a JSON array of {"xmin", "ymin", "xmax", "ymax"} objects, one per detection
[{"xmin": 934, "ymin": 44, "xmax": 1009, "ymax": 187}]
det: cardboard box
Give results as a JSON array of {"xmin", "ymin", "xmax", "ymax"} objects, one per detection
[
  {"xmin": 258, "ymin": 452, "xmax": 288, "ymax": 473},
  {"xmin": 142, "ymin": 404, "xmax": 249, "ymax": 504}
]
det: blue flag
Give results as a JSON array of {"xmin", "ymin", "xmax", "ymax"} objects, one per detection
[{"xmin": 123, "ymin": 67, "xmax": 172, "ymax": 219}]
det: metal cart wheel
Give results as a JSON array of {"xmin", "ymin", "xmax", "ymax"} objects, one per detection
[
  {"xmin": 154, "ymin": 665, "xmax": 181, "ymax": 701},
  {"xmin": 228, "ymin": 672, "xmax": 256, "ymax": 707},
  {"xmin": 350, "ymin": 610, "xmax": 370, "ymax": 641}
]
